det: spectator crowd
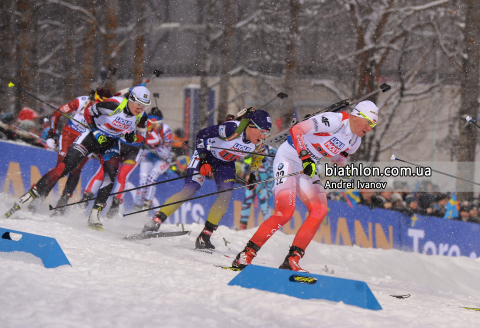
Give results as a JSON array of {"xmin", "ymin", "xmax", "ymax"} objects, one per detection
[
  {"xmin": 0, "ymin": 107, "xmax": 51, "ymax": 149},
  {"xmin": 2, "ymin": 107, "xmax": 480, "ymax": 225},
  {"xmin": 327, "ymin": 180, "xmax": 480, "ymax": 224}
]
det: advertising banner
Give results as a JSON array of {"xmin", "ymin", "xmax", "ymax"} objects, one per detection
[{"xmin": 2, "ymin": 140, "xmax": 479, "ymax": 259}]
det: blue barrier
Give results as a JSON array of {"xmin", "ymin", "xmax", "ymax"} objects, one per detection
[
  {"xmin": 228, "ymin": 265, "xmax": 382, "ymax": 310},
  {"xmin": 2, "ymin": 140, "xmax": 480, "ymax": 260},
  {"xmin": 399, "ymin": 214, "xmax": 480, "ymax": 258},
  {"xmin": 0, "ymin": 227, "xmax": 71, "ymax": 268}
]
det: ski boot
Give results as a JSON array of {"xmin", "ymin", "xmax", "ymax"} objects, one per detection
[
  {"xmin": 51, "ymin": 193, "xmax": 71, "ymax": 217},
  {"xmin": 239, "ymin": 222, "xmax": 247, "ymax": 230},
  {"xmin": 195, "ymin": 221, "xmax": 217, "ymax": 250},
  {"xmin": 142, "ymin": 200, "xmax": 152, "ymax": 211},
  {"xmin": 27, "ymin": 197, "xmax": 42, "ymax": 214},
  {"xmin": 5, "ymin": 187, "xmax": 40, "ymax": 218},
  {"xmin": 88, "ymin": 203, "xmax": 105, "ymax": 230},
  {"xmin": 232, "ymin": 241, "xmax": 260, "ymax": 269},
  {"xmin": 279, "ymin": 246, "xmax": 308, "ymax": 272},
  {"xmin": 79, "ymin": 191, "xmax": 94, "ymax": 210},
  {"xmin": 142, "ymin": 211, "xmax": 167, "ymax": 233},
  {"xmin": 106, "ymin": 198, "xmax": 121, "ymax": 218},
  {"xmin": 133, "ymin": 203, "xmax": 143, "ymax": 211}
]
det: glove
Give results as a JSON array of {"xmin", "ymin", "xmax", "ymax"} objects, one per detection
[
  {"xmin": 46, "ymin": 129, "xmax": 58, "ymax": 149},
  {"xmin": 92, "ymin": 130, "xmax": 111, "ymax": 145},
  {"xmin": 125, "ymin": 131, "xmax": 137, "ymax": 143},
  {"xmin": 90, "ymin": 105, "xmax": 101, "ymax": 118},
  {"xmin": 299, "ymin": 150, "xmax": 316, "ymax": 178},
  {"xmin": 198, "ymin": 152, "xmax": 212, "ymax": 177},
  {"xmin": 247, "ymin": 172, "xmax": 257, "ymax": 190}
]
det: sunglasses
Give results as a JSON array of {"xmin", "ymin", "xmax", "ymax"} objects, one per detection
[
  {"xmin": 148, "ymin": 118, "xmax": 163, "ymax": 124},
  {"xmin": 357, "ymin": 111, "xmax": 377, "ymax": 127},
  {"xmin": 249, "ymin": 119, "xmax": 271, "ymax": 137},
  {"xmin": 129, "ymin": 93, "xmax": 151, "ymax": 109}
]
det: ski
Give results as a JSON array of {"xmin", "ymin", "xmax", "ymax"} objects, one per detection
[
  {"xmin": 389, "ymin": 294, "xmax": 411, "ymax": 299},
  {"xmin": 88, "ymin": 225, "xmax": 104, "ymax": 232},
  {"xmin": 124, "ymin": 230, "xmax": 190, "ymax": 240},
  {"xmin": 215, "ymin": 265, "xmax": 243, "ymax": 272},
  {"xmin": 193, "ymin": 248, "xmax": 233, "ymax": 258},
  {"xmin": 462, "ymin": 307, "xmax": 480, "ymax": 311}
]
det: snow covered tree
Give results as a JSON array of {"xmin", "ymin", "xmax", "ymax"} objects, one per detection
[
  {"xmin": 322, "ymin": 0, "xmax": 452, "ymax": 162},
  {"xmin": 457, "ymin": 0, "xmax": 480, "ymax": 201}
]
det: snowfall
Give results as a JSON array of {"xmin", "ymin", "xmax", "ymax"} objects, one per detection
[{"xmin": 1, "ymin": 195, "xmax": 480, "ymax": 328}]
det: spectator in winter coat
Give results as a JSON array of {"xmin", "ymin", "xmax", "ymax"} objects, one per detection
[
  {"xmin": 418, "ymin": 189, "xmax": 436, "ymax": 213},
  {"xmin": 371, "ymin": 189, "xmax": 393, "ymax": 209},
  {"xmin": 405, "ymin": 194, "xmax": 420, "ymax": 216},
  {"xmin": 454, "ymin": 206, "xmax": 472, "ymax": 222},
  {"xmin": 431, "ymin": 193, "xmax": 448, "ymax": 218},
  {"xmin": 359, "ymin": 189, "xmax": 376, "ymax": 209},
  {"xmin": 390, "ymin": 192, "xmax": 411, "ymax": 216},
  {"xmin": 0, "ymin": 113, "xmax": 17, "ymax": 140},
  {"xmin": 469, "ymin": 206, "xmax": 480, "ymax": 223}
]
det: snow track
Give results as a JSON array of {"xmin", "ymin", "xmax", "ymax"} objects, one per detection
[{"xmin": 1, "ymin": 197, "xmax": 480, "ymax": 327}]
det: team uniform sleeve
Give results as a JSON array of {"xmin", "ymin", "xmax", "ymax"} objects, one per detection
[
  {"xmin": 146, "ymin": 130, "xmax": 161, "ymax": 146},
  {"xmin": 145, "ymin": 127, "xmax": 173, "ymax": 162},
  {"xmin": 50, "ymin": 99, "xmax": 79, "ymax": 131},
  {"xmin": 135, "ymin": 112, "xmax": 148, "ymax": 139},
  {"xmin": 85, "ymin": 98, "xmax": 120, "ymax": 127},
  {"xmin": 196, "ymin": 122, "xmax": 237, "ymax": 156},
  {"xmin": 289, "ymin": 113, "xmax": 342, "ymax": 156}
]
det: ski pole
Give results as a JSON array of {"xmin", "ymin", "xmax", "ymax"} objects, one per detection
[
  {"xmin": 466, "ymin": 116, "xmax": 480, "ymax": 130},
  {"xmin": 48, "ymin": 149, "xmax": 244, "ymax": 210},
  {"xmin": 206, "ymin": 144, "xmax": 275, "ymax": 158},
  {"xmin": 122, "ymin": 170, "xmax": 304, "ymax": 217},
  {"xmin": 100, "ymin": 67, "xmax": 117, "ymax": 88},
  {"xmin": 115, "ymin": 69, "xmax": 163, "ymax": 96},
  {"xmin": 8, "ymin": 82, "xmax": 89, "ymax": 129},
  {"xmin": 48, "ymin": 170, "xmax": 202, "ymax": 211},
  {"xmin": 183, "ymin": 140, "xmax": 274, "ymax": 158},
  {"xmin": 257, "ymin": 92, "xmax": 288, "ymax": 111},
  {"xmin": 308, "ymin": 83, "xmax": 392, "ymax": 118},
  {"xmin": 391, "ymin": 154, "xmax": 480, "ymax": 187},
  {"xmin": 182, "ymin": 141, "xmax": 247, "ymax": 184},
  {"xmin": 264, "ymin": 84, "xmax": 391, "ymax": 147},
  {"xmin": 153, "ymin": 93, "xmax": 160, "ymax": 108},
  {"xmin": 11, "ymin": 124, "xmax": 47, "ymax": 142},
  {"xmin": 146, "ymin": 69, "xmax": 163, "ymax": 83},
  {"xmin": 234, "ymin": 92, "xmax": 288, "ymax": 119}
]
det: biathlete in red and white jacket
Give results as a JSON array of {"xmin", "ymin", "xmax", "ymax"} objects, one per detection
[
  {"xmin": 6, "ymin": 85, "xmax": 150, "ymax": 228},
  {"xmin": 133, "ymin": 108, "xmax": 173, "ymax": 212},
  {"xmin": 232, "ymin": 101, "xmax": 380, "ymax": 272},
  {"xmin": 46, "ymin": 88, "xmax": 112, "ymax": 215},
  {"xmin": 82, "ymin": 108, "xmax": 165, "ymax": 219}
]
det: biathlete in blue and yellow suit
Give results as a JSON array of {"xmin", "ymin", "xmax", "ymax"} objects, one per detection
[{"xmin": 142, "ymin": 109, "xmax": 272, "ymax": 249}]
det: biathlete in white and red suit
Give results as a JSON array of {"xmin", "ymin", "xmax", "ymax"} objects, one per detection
[
  {"xmin": 132, "ymin": 108, "xmax": 173, "ymax": 213},
  {"xmin": 232, "ymin": 101, "xmax": 380, "ymax": 272},
  {"xmin": 141, "ymin": 109, "xmax": 272, "ymax": 250},
  {"xmin": 42, "ymin": 88, "xmax": 112, "ymax": 215},
  {"xmin": 5, "ymin": 85, "xmax": 150, "ymax": 229},
  {"xmin": 82, "ymin": 108, "xmax": 167, "ymax": 219}
]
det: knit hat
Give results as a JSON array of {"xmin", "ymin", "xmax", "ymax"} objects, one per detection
[
  {"xmin": 248, "ymin": 109, "xmax": 272, "ymax": 131},
  {"xmin": 129, "ymin": 85, "xmax": 151, "ymax": 106},
  {"xmin": 351, "ymin": 101, "xmax": 379, "ymax": 125}
]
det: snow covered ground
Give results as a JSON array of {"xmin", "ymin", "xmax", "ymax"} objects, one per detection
[{"xmin": 1, "ymin": 196, "xmax": 480, "ymax": 328}]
